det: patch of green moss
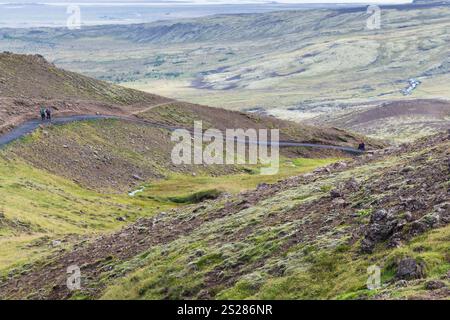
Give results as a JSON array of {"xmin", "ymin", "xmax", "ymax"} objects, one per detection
[{"xmin": 167, "ymin": 189, "xmax": 222, "ymax": 204}]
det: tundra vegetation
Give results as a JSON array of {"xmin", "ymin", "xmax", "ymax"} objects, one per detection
[{"xmin": 0, "ymin": 1, "xmax": 449, "ymax": 300}]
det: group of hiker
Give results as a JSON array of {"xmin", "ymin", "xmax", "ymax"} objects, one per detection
[{"xmin": 39, "ymin": 107, "xmax": 52, "ymax": 121}]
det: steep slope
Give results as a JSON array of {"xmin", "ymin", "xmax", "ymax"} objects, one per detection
[
  {"xmin": 0, "ymin": 53, "xmax": 382, "ymax": 283},
  {"xmin": 1, "ymin": 132, "xmax": 448, "ymax": 300},
  {"xmin": 0, "ymin": 53, "xmax": 382, "ymax": 192},
  {"xmin": 7, "ymin": 114, "xmax": 376, "ymax": 192},
  {"xmin": 0, "ymin": 52, "xmax": 172, "ymax": 133},
  {"xmin": 0, "ymin": 52, "xmax": 167, "ymax": 105}
]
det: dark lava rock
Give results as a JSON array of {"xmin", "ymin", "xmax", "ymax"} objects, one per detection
[
  {"xmin": 401, "ymin": 197, "xmax": 427, "ymax": 211},
  {"xmin": 361, "ymin": 209, "xmax": 399, "ymax": 253},
  {"xmin": 330, "ymin": 189, "xmax": 342, "ymax": 198},
  {"xmin": 408, "ymin": 221, "xmax": 429, "ymax": 237},
  {"xmin": 257, "ymin": 183, "xmax": 270, "ymax": 191},
  {"xmin": 344, "ymin": 178, "xmax": 360, "ymax": 191},
  {"xmin": 396, "ymin": 258, "xmax": 426, "ymax": 280},
  {"xmin": 371, "ymin": 209, "xmax": 388, "ymax": 223},
  {"xmin": 404, "ymin": 211, "xmax": 414, "ymax": 222},
  {"xmin": 424, "ymin": 280, "xmax": 446, "ymax": 290}
]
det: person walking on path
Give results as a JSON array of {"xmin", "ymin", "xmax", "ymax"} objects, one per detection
[
  {"xmin": 40, "ymin": 107, "xmax": 46, "ymax": 121},
  {"xmin": 358, "ymin": 141, "xmax": 366, "ymax": 151},
  {"xmin": 45, "ymin": 108, "xmax": 52, "ymax": 121}
]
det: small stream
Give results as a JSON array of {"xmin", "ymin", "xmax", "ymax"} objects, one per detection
[{"xmin": 128, "ymin": 186, "xmax": 145, "ymax": 197}]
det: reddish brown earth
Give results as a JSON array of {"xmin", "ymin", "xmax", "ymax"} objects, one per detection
[
  {"xmin": 339, "ymin": 100, "xmax": 450, "ymax": 127},
  {"xmin": 308, "ymin": 99, "xmax": 450, "ymax": 141},
  {"xmin": 0, "ymin": 52, "xmax": 174, "ymax": 134}
]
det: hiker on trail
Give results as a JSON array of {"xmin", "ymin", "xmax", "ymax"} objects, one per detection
[
  {"xmin": 45, "ymin": 108, "xmax": 52, "ymax": 121},
  {"xmin": 40, "ymin": 107, "xmax": 46, "ymax": 121},
  {"xmin": 358, "ymin": 142, "xmax": 366, "ymax": 151}
]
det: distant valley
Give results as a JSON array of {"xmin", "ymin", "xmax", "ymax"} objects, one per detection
[{"xmin": 1, "ymin": 1, "xmax": 449, "ymax": 141}]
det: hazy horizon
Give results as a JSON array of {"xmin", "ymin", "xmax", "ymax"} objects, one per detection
[
  {"xmin": 0, "ymin": 0, "xmax": 414, "ymax": 5},
  {"xmin": 0, "ymin": 0, "xmax": 414, "ymax": 28}
]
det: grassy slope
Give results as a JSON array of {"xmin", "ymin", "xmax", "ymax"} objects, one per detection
[
  {"xmin": 138, "ymin": 158, "xmax": 340, "ymax": 200},
  {"xmin": 138, "ymin": 101, "xmax": 381, "ymax": 147},
  {"xmin": 0, "ymin": 152, "xmax": 176, "ymax": 277},
  {"xmin": 96, "ymin": 134, "xmax": 449, "ymax": 300},
  {"xmin": 0, "ymin": 135, "xmax": 340, "ymax": 279},
  {"xmin": 0, "ymin": 130, "xmax": 448, "ymax": 299},
  {"xmin": 0, "ymin": 52, "xmax": 371, "ymax": 280}
]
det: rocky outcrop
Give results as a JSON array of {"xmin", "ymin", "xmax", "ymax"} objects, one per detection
[{"xmin": 395, "ymin": 258, "xmax": 426, "ymax": 280}]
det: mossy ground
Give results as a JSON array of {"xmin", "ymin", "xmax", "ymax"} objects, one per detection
[
  {"xmin": 0, "ymin": 153, "xmax": 174, "ymax": 277},
  {"xmin": 1, "ymin": 122, "xmax": 448, "ymax": 300},
  {"xmin": 0, "ymin": 144, "xmax": 339, "ymax": 281},
  {"xmin": 98, "ymin": 138, "xmax": 449, "ymax": 300},
  {"xmin": 136, "ymin": 157, "xmax": 340, "ymax": 200}
]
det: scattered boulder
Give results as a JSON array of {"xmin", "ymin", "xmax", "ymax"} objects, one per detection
[
  {"xmin": 371, "ymin": 209, "xmax": 388, "ymax": 222},
  {"xmin": 400, "ymin": 197, "xmax": 427, "ymax": 211},
  {"xmin": 257, "ymin": 183, "xmax": 270, "ymax": 191},
  {"xmin": 344, "ymin": 178, "xmax": 360, "ymax": 191},
  {"xmin": 361, "ymin": 209, "xmax": 400, "ymax": 253},
  {"xmin": 404, "ymin": 211, "xmax": 414, "ymax": 222},
  {"xmin": 408, "ymin": 220, "xmax": 429, "ymax": 237},
  {"xmin": 330, "ymin": 189, "xmax": 342, "ymax": 199},
  {"xmin": 395, "ymin": 258, "xmax": 425, "ymax": 280},
  {"xmin": 388, "ymin": 232, "xmax": 403, "ymax": 248},
  {"xmin": 424, "ymin": 280, "xmax": 446, "ymax": 290}
]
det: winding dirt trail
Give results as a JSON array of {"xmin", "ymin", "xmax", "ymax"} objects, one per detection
[
  {"xmin": 0, "ymin": 114, "xmax": 364, "ymax": 154},
  {"xmin": 130, "ymin": 101, "xmax": 176, "ymax": 115}
]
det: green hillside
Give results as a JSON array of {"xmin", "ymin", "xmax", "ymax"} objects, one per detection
[{"xmin": 1, "ymin": 131, "xmax": 448, "ymax": 300}]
